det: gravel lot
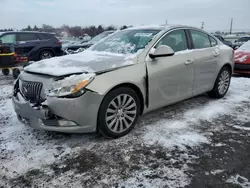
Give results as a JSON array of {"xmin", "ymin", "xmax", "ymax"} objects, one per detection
[{"xmin": 0, "ymin": 73, "xmax": 250, "ymax": 188}]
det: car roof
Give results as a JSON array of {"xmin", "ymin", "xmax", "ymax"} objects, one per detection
[{"xmin": 125, "ymin": 24, "xmax": 206, "ymax": 32}]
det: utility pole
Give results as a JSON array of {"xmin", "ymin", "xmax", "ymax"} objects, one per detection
[
  {"xmin": 165, "ymin": 20, "xmax": 168, "ymax": 25},
  {"xmin": 201, "ymin": 22, "xmax": 204, "ymax": 30},
  {"xmin": 230, "ymin": 18, "xmax": 233, "ymax": 35}
]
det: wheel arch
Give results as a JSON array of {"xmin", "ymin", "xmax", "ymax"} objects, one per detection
[
  {"xmin": 213, "ymin": 63, "xmax": 233, "ymax": 84},
  {"xmin": 222, "ymin": 63, "xmax": 233, "ymax": 74},
  {"xmin": 99, "ymin": 83, "xmax": 145, "ymax": 116}
]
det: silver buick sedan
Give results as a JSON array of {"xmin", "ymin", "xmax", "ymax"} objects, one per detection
[{"xmin": 12, "ymin": 25, "xmax": 234, "ymax": 138}]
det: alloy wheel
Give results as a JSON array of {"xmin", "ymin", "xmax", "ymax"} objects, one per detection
[
  {"xmin": 218, "ymin": 70, "xmax": 230, "ymax": 95},
  {"xmin": 105, "ymin": 94, "xmax": 137, "ymax": 133},
  {"xmin": 41, "ymin": 52, "xmax": 52, "ymax": 59}
]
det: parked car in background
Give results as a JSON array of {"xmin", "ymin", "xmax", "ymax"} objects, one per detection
[
  {"xmin": 234, "ymin": 40, "xmax": 250, "ymax": 75},
  {"xmin": 214, "ymin": 34, "xmax": 233, "ymax": 48},
  {"xmin": 233, "ymin": 36, "xmax": 250, "ymax": 49},
  {"xmin": 13, "ymin": 25, "xmax": 233, "ymax": 138},
  {"xmin": 224, "ymin": 35, "xmax": 240, "ymax": 43},
  {"xmin": 64, "ymin": 31, "xmax": 114, "ymax": 54},
  {"xmin": 0, "ymin": 31, "xmax": 63, "ymax": 62}
]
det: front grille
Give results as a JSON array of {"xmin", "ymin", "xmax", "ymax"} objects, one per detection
[
  {"xmin": 21, "ymin": 81, "xmax": 43, "ymax": 103},
  {"xmin": 234, "ymin": 63, "xmax": 250, "ymax": 71}
]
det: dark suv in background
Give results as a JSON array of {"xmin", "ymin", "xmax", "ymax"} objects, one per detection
[{"xmin": 0, "ymin": 31, "xmax": 63, "ymax": 62}]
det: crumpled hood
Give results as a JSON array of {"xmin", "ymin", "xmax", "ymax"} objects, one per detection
[{"xmin": 24, "ymin": 50, "xmax": 136, "ymax": 76}]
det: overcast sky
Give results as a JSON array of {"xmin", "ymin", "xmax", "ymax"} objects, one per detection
[{"xmin": 1, "ymin": 0, "xmax": 250, "ymax": 31}]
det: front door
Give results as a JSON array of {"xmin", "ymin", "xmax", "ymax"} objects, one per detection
[{"xmin": 146, "ymin": 29, "xmax": 195, "ymax": 110}]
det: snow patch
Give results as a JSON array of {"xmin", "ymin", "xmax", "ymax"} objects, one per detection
[
  {"xmin": 24, "ymin": 50, "xmax": 124, "ymax": 76},
  {"xmin": 210, "ymin": 169, "xmax": 224, "ymax": 175},
  {"xmin": 214, "ymin": 143, "xmax": 227, "ymax": 147},
  {"xmin": 233, "ymin": 125, "xmax": 250, "ymax": 131},
  {"xmin": 144, "ymin": 120, "xmax": 209, "ymax": 150},
  {"xmin": 226, "ymin": 174, "xmax": 250, "ymax": 188},
  {"xmin": 118, "ymin": 168, "xmax": 190, "ymax": 188},
  {"xmin": 235, "ymin": 55, "xmax": 248, "ymax": 62}
]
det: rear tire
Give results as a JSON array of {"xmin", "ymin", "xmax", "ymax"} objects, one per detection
[
  {"xmin": 98, "ymin": 87, "xmax": 141, "ymax": 138},
  {"xmin": 207, "ymin": 66, "xmax": 231, "ymax": 98},
  {"xmin": 39, "ymin": 50, "xmax": 53, "ymax": 60}
]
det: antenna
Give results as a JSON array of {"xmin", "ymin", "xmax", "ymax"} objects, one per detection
[{"xmin": 230, "ymin": 18, "xmax": 233, "ymax": 34}]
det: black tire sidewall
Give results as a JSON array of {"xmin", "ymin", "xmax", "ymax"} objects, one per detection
[
  {"xmin": 2, "ymin": 69, "xmax": 10, "ymax": 76},
  {"xmin": 98, "ymin": 87, "xmax": 140, "ymax": 138},
  {"xmin": 39, "ymin": 50, "xmax": 53, "ymax": 60}
]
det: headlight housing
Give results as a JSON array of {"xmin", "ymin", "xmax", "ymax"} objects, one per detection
[{"xmin": 46, "ymin": 73, "xmax": 95, "ymax": 97}]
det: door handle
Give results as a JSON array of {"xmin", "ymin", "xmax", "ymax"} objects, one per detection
[
  {"xmin": 185, "ymin": 60, "xmax": 193, "ymax": 65},
  {"xmin": 213, "ymin": 51, "xmax": 220, "ymax": 57}
]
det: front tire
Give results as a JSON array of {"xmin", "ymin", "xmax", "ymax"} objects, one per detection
[
  {"xmin": 98, "ymin": 87, "xmax": 141, "ymax": 138},
  {"xmin": 12, "ymin": 68, "xmax": 21, "ymax": 79},
  {"xmin": 208, "ymin": 66, "xmax": 231, "ymax": 98}
]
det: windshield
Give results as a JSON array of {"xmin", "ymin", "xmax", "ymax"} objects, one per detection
[
  {"xmin": 92, "ymin": 29, "xmax": 160, "ymax": 54},
  {"xmin": 0, "ymin": 34, "xmax": 16, "ymax": 43},
  {"xmin": 89, "ymin": 31, "xmax": 113, "ymax": 44}
]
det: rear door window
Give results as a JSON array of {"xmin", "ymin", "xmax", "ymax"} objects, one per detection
[
  {"xmin": 0, "ymin": 34, "xmax": 16, "ymax": 43},
  {"xmin": 17, "ymin": 33, "xmax": 39, "ymax": 41},
  {"xmin": 190, "ymin": 30, "xmax": 211, "ymax": 49},
  {"xmin": 40, "ymin": 33, "xmax": 55, "ymax": 40}
]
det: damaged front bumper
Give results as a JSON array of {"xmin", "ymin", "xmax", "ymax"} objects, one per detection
[{"xmin": 12, "ymin": 90, "xmax": 103, "ymax": 133}]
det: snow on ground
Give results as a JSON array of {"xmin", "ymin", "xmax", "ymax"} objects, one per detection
[
  {"xmin": 0, "ymin": 83, "xmax": 96, "ymax": 181},
  {"xmin": 143, "ymin": 77, "xmax": 250, "ymax": 150},
  {"xmin": 0, "ymin": 75, "xmax": 250, "ymax": 187},
  {"xmin": 0, "ymin": 85, "xmax": 81, "ymax": 178}
]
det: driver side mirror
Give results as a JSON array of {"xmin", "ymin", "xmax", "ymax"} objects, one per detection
[
  {"xmin": 0, "ymin": 40, "xmax": 2, "ymax": 44},
  {"xmin": 149, "ymin": 45, "xmax": 175, "ymax": 59}
]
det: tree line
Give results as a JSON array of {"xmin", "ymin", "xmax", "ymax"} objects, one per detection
[{"xmin": 0, "ymin": 24, "xmax": 130, "ymax": 37}]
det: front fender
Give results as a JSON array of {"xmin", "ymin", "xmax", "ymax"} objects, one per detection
[{"xmin": 86, "ymin": 63, "xmax": 146, "ymax": 97}]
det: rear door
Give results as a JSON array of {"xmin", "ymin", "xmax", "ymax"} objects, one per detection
[
  {"xmin": 15, "ymin": 33, "xmax": 40, "ymax": 56},
  {"xmin": 188, "ymin": 29, "xmax": 220, "ymax": 95}
]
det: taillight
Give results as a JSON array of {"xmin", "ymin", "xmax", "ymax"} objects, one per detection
[{"xmin": 56, "ymin": 41, "xmax": 62, "ymax": 45}]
